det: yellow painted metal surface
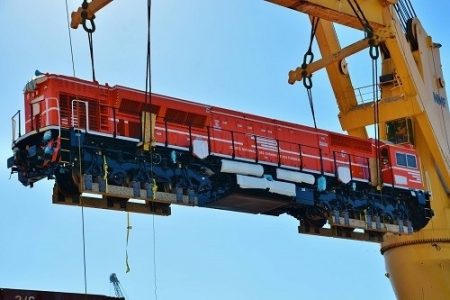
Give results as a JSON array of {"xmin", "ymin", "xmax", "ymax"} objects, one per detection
[
  {"xmin": 71, "ymin": 0, "xmax": 113, "ymax": 29},
  {"xmin": 268, "ymin": 0, "xmax": 388, "ymax": 29},
  {"xmin": 381, "ymin": 124, "xmax": 450, "ymax": 298},
  {"xmin": 267, "ymin": 0, "xmax": 450, "ymax": 298},
  {"xmin": 310, "ymin": 19, "xmax": 368, "ymax": 138}
]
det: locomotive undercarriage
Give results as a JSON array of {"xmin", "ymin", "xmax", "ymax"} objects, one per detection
[{"xmin": 9, "ymin": 128, "xmax": 432, "ymax": 241}]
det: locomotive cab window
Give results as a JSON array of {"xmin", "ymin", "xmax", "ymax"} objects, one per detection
[
  {"xmin": 407, "ymin": 154, "xmax": 417, "ymax": 168},
  {"xmin": 395, "ymin": 152, "xmax": 417, "ymax": 169},
  {"xmin": 380, "ymin": 148, "xmax": 390, "ymax": 165}
]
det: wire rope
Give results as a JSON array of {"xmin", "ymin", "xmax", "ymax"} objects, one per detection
[
  {"xmin": 143, "ymin": 0, "xmax": 159, "ymax": 298},
  {"xmin": 301, "ymin": 17, "xmax": 320, "ymax": 130},
  {"xmin": 65, "ymin": 0, "xmax": 76, "ymax": 76},
  {"xmin": 65, "ymin": 0, "xmax": 89, "ymax": 294}
]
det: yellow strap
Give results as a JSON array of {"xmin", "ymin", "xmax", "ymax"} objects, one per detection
[
  {"xmin": 103, "ymin": 155, "xmax": 109, "ymax": 193},
  {"xmin": 152, "ymin": 178, "xmax": 158, "ymax": 201},
  {"xmin": 126, "ymin": 212, "xmax": 132, "ymax": 273}
]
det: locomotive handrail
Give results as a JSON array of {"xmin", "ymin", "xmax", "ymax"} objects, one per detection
[
  {"xmin": 11, "ymin": 110, "xmax": 21, "ymax": 143},
  {"xmin": 253, "ymin": 134, "xmax": 259, "ymax": 163},
  {"xmin": 71, "ymin": 99, "xmax": 89, "ymax": 131},
  {"xmin": 202, "ymin": 123, "xmax": 325, "ymax": 170},
  {"xmin": 298, "ymin": 144, "xmax": 304, "ymax": 170},
  {"xmin": 112, "ymin": 107, "xmax": 117, "ymax": 137},
  {"xmin": 90, "ymin": 105, "xmax": 374, "ymax": 181},
  {"xmin": 276, "ymin": 139, "xmax": 281, "ymax": 167},
  {"xmin": 89, "ymin": 106, "xmax": 372, "ymax": 180}
]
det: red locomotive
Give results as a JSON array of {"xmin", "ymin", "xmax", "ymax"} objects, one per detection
[{"xmin": 8, "ymin": 73, "xmax": 432, "ymax": 234}]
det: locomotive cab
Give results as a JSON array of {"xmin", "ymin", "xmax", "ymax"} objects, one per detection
[
  {"xmin": 380, "ymin": 143, "xmax": 424, "ymax": 190},
  {"xmin": 9, "ymin": 75, "xmax": 62, "ymax": 186}
]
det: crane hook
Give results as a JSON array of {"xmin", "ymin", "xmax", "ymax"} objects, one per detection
[{"xmin": 81, "ymin": 10, "xmax": 96, "ymax": 33}]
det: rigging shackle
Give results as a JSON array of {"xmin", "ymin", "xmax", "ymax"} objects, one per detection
[
  {"xmin": 301, "ymin": 51, "xmax": 313, "ymax": 89},
  {"xmin": 82, "ymin": 16, "xmax": 96, "ymax": 33},
  {"xmin": 303, "ymin": 73, "xmax": 313, "ymax": 89},
  {"xmin": 302, "ymin": 50, "xmax": 314, "ymax": 69},
  {"xmin": 369, "ymin": 41, "xmax": 380, "ymax": 60},
  {"xmin": 369, "ymin": 45, "xmax": 379, "ymax": 60}
]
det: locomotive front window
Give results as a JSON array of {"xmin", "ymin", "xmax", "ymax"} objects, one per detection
[
  {"xmin": 395, "ymin": 152, "xmax": 417, "ymax": 169},
  {"xmin": 407, "ymin": 154, "xmax": 417, "ymax": 168},
  {"xmin": 396, "ymin": 152, "xmax": 407, "ymax": 167}
]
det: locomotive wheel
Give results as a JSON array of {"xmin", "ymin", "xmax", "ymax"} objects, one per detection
[{"xmin": 109, "ymin": 171, "xmax": 127, "ymax": 186}]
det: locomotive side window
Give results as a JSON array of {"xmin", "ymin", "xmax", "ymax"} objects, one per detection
[
  {"xmin": 395, "ymin": 152, "xmax": 417, "ymax": 169},
  {"xmin": 380, "ymin": 148, "xmax": 389, "ymax": 165}
]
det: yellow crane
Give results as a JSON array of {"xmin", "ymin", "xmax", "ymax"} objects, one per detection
[
  {"xmin": 71, "ymin": 0, "xmax": 450, "ymax": 298},
  {"xmin": 269, "ymin": 0, "xmax": 450, "ymax": 298}
]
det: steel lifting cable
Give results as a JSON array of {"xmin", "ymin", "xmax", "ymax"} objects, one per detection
[
  {"xmin": 372, "ymin": 52, "xmax": 382, "ymax": 189},
  {"xmin": 65, "ymin": 0, "xmax": 76, "ymax": 76},
  {"xmin": 346, "ymin": 0, "xmax": 383, "ymax": 190},
  {"xmin": 81, "ymin": 0, "xmax": 97, "ymax": 81},
  {"xmin": 144, "ymin": 0, "xmax": 153, "ymax": 148},
  {"xmin": 346, "ymin": 0, "xmax": 374, "ymax": 38},
  {"xmin": 152, "ymin": 209, "xmax": 158, "ymax": 300},
  {"xmin": 144, "ymin": 0, "xmax": 159, "ymax": 298},
  {"xmin": 350, "ymin": 0, "xmax": 382, "ymax": 188},
  {"xmin": 76, "ymin": 96, "xmax": 88, "ymax": 294},
  {"xmin": 302, "ymin": 17, "xmax": 320, "ymax": 129},
  {"xmin": 300, "ymin": 17, "xmax": 326, "ymax": 175},
  {"xmin": 404, "ymin": 0, "xmax": 417, "ymax": 18},
  {"xmin": 65, "ymin": 0, "xmax": 89, "ymax": 294}
]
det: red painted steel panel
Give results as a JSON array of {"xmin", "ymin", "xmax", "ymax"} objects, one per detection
[{"xmin": 21, "ymin": 74, "xmax": 424, "ymax": 191}]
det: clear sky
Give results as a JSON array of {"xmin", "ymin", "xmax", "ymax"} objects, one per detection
[{"xmin": 1, "ymin": 1, "xmax": 449, "ymax": 299}]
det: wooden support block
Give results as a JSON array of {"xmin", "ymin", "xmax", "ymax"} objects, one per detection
[{"xmin": 52, "ymin": 181, "xmax": 199, "ymax": 215}]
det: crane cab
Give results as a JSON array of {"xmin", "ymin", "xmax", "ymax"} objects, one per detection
[{"xmin": 386, "ymin": 118, "xmax": 414, "ymax": 145}]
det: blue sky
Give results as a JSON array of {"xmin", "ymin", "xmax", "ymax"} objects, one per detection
[{"xmin": 1, "ymin": 1, "xmax": 449, "ymax": 299}]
